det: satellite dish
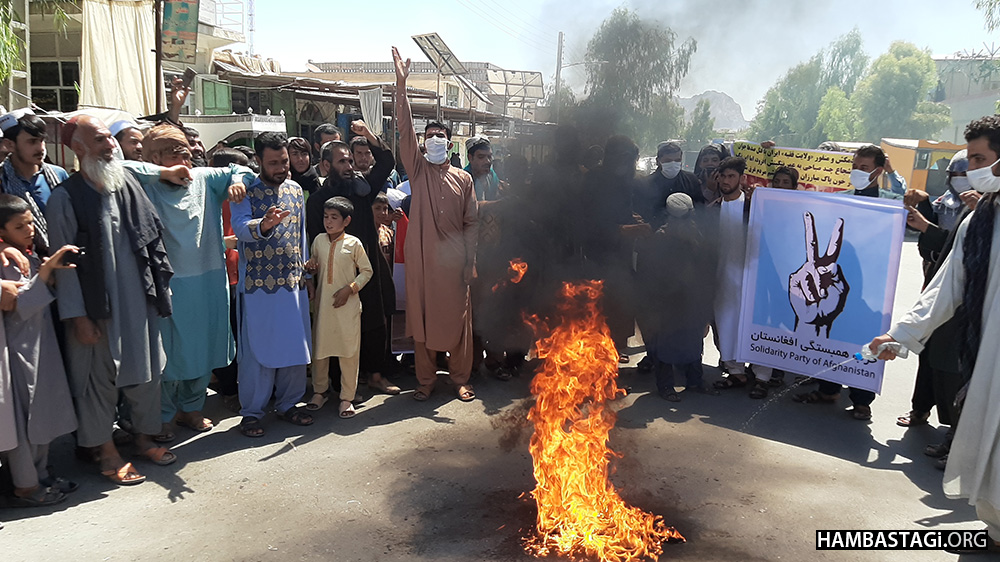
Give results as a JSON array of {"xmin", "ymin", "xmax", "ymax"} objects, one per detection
[{"xmin": 305, "ymin": 63, "xmax": 322, "ymax": 73}]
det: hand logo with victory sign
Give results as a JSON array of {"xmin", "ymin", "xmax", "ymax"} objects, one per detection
[{"xmin": 788, "ymin": 212, "xmax": 850, "ymax": 337}]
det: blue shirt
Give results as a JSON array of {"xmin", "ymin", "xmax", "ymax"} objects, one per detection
[{"xmin": 1, "ymin": 158, "xmax": 68, "ymax": 212}]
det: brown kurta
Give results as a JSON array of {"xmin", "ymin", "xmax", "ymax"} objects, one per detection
[{"xmin": 397, "ymin": 91, "xmax": 478, "ymax": 352}]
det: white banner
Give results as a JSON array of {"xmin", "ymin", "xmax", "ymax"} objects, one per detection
[{"xmin": 737, "ymin": 189, "xmax": 907, "ymax": 393}]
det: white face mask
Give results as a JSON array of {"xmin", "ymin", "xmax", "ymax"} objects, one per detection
[
  {"xmin": 424, "ymin": 136, "xmax": 449, "ymax": 165},
  {"xmin": 950, "ymin": 176, "xmax": 971, "ymax": 192},
  {"xmin": 850, "ymin": 168, "xmax": 876, "ymax": 190},
  {"xmin": 661, "ymin": 161, "xmax": 682, "ymax": 179},
  {"xmin": 967, "ymin": 158, "xmax": 1000, "ymax": 193}
]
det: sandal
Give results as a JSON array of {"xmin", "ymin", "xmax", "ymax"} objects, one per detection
[
  {"xmin": 456, "ymin": 384, "xmax": 476, "ymax": 402},
  {"xmin": 101, "ymin": 462, "xmax": 146, "ymax": 486},
  {"xmin": 749, "ymin": 380, "xmax": 769, "ymax": 400},
  {"xmin": 139, "ymin": 446, "xmax": 177, "ymax": 466},
  {"xmin": 851, "ymin": 404, "xmax": 872, "ymax": 420},
  {"xmin": 636, "ymin": 356, "xmax": 654, "ymax": 372},
  {"xmin": 277, "ymin": 405, "xmax": 314, "ymax": 426},
  {"xmin": 924, "ymin": 442, "xmax": 950, "ymax": 458},
  {"xmin": 659, "ymin": 390, "xmax": 681, "ymax": 402},
  {"xmin": 368, "ymin": 377, "xmax": 401, "ymax": 395},
  {"xmin": 306, "ymin": 392, "xmax": 329, "ymax": 411},
  {"xmin": 39, "ymin": 476, "xmax": 79, "ymax": 494},
  {"xmin": 618, "ymin": 354, "xmax": 630, "ymax": 365},
  {"xmin": 8, "ymin": 486, "xmax": 67, "ymax": 507},
  {"xmin": 896, "ymin": 410, "xmax": 930, "ymax": 427},
  {"xmin": 792, "ymin": 390, "xmax": 840, "ymax": 404},
  {"xmin": 339, "ymin": 400, "xmax": 356, "ymax": 418},
  {"xmin": 152, "ymin": 424, "xmax": 175, "ymax": 444},
  {"xmin": 713, "ymin": 375, "xmax": 747, "ymax": 390},
  {"xmin": 239, "ymin": 416, "xmax": 264, "ymax": 438},
  {"xmin": 491, "ymin": 367, "xmax": 513, "ymax": 381},
  {"xmin": 686, "ymin": 384, "xmax": 720, "ymax": 396},
  {"xmin": 413, "ymin": 384, "xmax": 434, "ymax": 401},
  {"xmin": 176, "ymin": 416, "xmax": 213, "ymax": 432},
  {"xmin": 767, "ymin": 376, "xmax": 785, "ymax": 388}
]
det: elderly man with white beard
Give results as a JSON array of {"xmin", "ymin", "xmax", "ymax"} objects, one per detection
[{"xmin": 45, "ymin": 115, "xmax": 184, "ymax": 485}]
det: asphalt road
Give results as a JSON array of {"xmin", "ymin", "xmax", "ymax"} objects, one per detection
[{"xmin": 2, "ymin": 238, "xmax": 994, "ymax": 561}]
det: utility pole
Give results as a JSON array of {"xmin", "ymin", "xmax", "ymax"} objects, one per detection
[
  {"xmin": 154, "ymin": 0, "xmax": 163, "ymax": 114},
  {"xmin": 553, "ymin": 31, "xmax": 563, "ymax": 124}
]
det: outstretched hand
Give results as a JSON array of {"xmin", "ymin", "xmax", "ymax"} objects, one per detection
[
  {"xmin": 260, "ymin": 206, "xmax": 291, "ymax": 235},
  {"xmin": 392, "ymin": 47, "xmax": 410, "ymax": 82},
  {"xmin": 789, "ymin": 212, "xmax": 849, "ymax": 337}
]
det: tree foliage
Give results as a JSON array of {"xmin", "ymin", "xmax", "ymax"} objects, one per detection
[
  {"xmin": 685, "ymin": 99, "xmax": 715, "ymax": 146},
  {"xmin": 749, "ymin": 30, "xmax": 868, "ymax": 147},
  {"xmin": 815, "ymin": 87, "xmax": 857, "ymax": 141},
  {"xmin": 852, "ymin": 41, "xmax": 950, "ymax": 141},
  {"xmin": 1, "ymin": 1, "xmax": 73, "ymax": 83},
  {"xmin": 976, "ymin": 0, "xmax": 1000, "ymax": 31},
  {"xmin": 584, "ymin": 7, "xmax": 696, "ymax": 115}
]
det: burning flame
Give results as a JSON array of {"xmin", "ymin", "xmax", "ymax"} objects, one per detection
[
  {"xmin": 525, "ymin": 281, "xmax": 683, "ymax": 561},
  {"xmin": 492, "ymin": 258, "xmax": 529, "ymax": 292}
]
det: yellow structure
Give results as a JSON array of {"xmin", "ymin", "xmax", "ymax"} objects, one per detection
[{"xmin": 880, "ymin": 138, "xmax": 966, "ymax": 196}]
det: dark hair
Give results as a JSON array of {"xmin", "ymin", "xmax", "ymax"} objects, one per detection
[
  {"xmin": 321, "ymin": 140, "xmax": 350, "ymax": 163},
  {"xmin": 254, "ymin": 131, "xmax": 288, "ymax": 158},
  {"xmin": 964, "ymin": 115, "xmax": 1000, "ymax": 158},
  {"xmin": 6, "ymin": 115, "xmax": 47, "ymax": 141},
  {"xmin": 855, "ymin": 144, "xmax": 886, "ymax": 168},
  {"xmin": 349, "ymin": 136, "xmax": 370, "ymax": 152},
  {"xmin": 180, "ymin": 126, "xmax": 200, "ymax": 139},
  {"xmin": 0, "ymin": 194, "xmax": 31, "ymax": 228},
  {"xmin": 424, "ymin": 121, "xmax": 452, "ymax": 140},
  {"xmin": 694, "ymin": 143, "xmax": 729, "ymax": 176},
  {"xmin": 313, "ymin": 123, "xmax": 342, "ymax": 145},
  {"xmin": 288, "ymin": 136, "xmax": 311, "ymax": 154},
  {"xmin": 211, "ymin": 147, "xmax": 249, "ymax": 168},
  {"xmin": 657, "ymin": 141, "xmax": 682, "ymax": 159},
  {"xmin": 373, "ymin": 192, "xmax": 390, "ymax": 206},
  {"xmin": 323, "ymin": 195, "xmax": 354, "ymax": 218},
  {"xmin": 718, "ymin": 156, "xmax": 746, "ymax": 175},
  {"xmin": 772, "ymin": 165, "xmax": 799, "ymax": 187},
  {"xmin": 604, "ymin": 135, "xmax": 639, "ymax": 164}
]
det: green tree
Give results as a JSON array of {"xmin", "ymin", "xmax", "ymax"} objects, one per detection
[
  {"xmin": 976, "ymin": 0, "xmax": 1000, "ymax": 31},
  {"xmin": 685, "ymin": 99, "xmax": 715, "ymax": 146},
  {"xmin": 749, "ymin": 30, "xmax": 868, "ymax": 147},
  {"xmin": 629, "ymin": 93, "xmax": 685, "ymax": 153},
  {"xmin": 852, "ymin": 41, "xmax": 950, "ymax": 140},
  {"xmin": 584, "ymin": 8, "xmax": 696, "ymax": 115},
  {"xmin": 815, "ymin": 87, "xmax": 857, "ymax": 141}
]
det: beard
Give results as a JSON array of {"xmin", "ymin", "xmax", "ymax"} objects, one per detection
[{"xmin": 81, "ymin": 155, "xmax": 126, "ymax": 193}]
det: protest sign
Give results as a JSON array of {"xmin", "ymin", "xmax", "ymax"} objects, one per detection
[
  {"xmin": 736, "ymin": 188, "xmax": 906, "ymax": 393},
  {"xmin": 734, "ymin": 142, "xmax": 854, "ymax": 193}
]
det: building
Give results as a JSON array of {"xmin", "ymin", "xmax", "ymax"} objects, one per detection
[{"xmin": 934, "ymin": 52, "xmax": 1000, "ymax": 143}]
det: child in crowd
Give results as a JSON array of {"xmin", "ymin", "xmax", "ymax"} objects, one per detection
[
  {"xmin": 372, "ymin": 193, "xmax": 396, "ymax": 271},
  {"xmin": 306, "ymin": 197, "xmax": 373, "ymax": 418},
  {"xmin": 0, "ymin": 194, "xmax": 80, "ymax": 506}
]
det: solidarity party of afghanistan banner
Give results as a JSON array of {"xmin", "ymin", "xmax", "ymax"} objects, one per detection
[
  {"xmin": 734, "ymin": 142, "xmax": 854, "ymax": 193},
  {"xmin": 736, "ymin": 188, "xmax": 906, "ymax": 393}
]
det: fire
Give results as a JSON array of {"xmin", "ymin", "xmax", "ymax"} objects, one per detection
[
  {"xmin": 492, "ymin": 258, "xmax": 529, "ymax": 292},
  {"xmin": 525, "ymin": 281, "xmax": 683, "ymax": 561}
]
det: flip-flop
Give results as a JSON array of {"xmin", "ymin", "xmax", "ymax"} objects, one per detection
[
  {"xmin": 277, "ymin": 406, "xmax": 314, "ymax": 426},
  {"xmin": 101, "ymin": 462, "xmax": 146, "ymax": 486},
  {"xmin": 456, "ymin": 384, "xmax": 476, "ymax": 402},
  {"xmin": 713, "ymin": 375, "xmax": 748, "ymax": 390},
  {"xmin": 896, "ymin": 410, "xmax": 930, "ymax": 427},
  {"xmin": 339, "ymin": 400, "xmax": 356, "ymax": 418},
  {"xmin": 176, "ymin": 417, "xmax": 213, "ymax": 432},
  {"xmin": 139, "ymin": 446, "xmax": 177, "ymax": 466},
  {"xmin": 7, "ymin": 486, "xmax": 67, "ymax": 507}
]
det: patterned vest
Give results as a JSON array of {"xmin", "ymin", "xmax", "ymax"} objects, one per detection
[{"xmin": 243, "ymin": 180, "xmax": 305, "ymax": 294}]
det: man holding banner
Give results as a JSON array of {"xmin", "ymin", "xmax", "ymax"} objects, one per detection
[
  {"xmin": 847, "ymin": 145, "xmax": 906, "ymax": 199},
  {"xmin": 869, "ymin": 115, "xmax": 1000, "ymax": 551}
]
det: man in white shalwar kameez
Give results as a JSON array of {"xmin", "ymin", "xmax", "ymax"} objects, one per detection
[{"xmin": 871, "ymin": 115, "xmax": 1000, "ymax": 550}]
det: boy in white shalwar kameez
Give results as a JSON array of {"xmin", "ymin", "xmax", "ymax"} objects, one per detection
[{"xmin": 306, "ymin": 196, "xmax": 372, "ymax": 418}]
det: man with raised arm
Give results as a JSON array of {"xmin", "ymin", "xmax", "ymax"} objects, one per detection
[{"xmin": 392, "ymin": 47, "xmax": 478, "ymax": 402}]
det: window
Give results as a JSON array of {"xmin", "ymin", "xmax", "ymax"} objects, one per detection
[
  {"xmin": 446, "ymin": 83, "xmax": 459, "ymax": 108},
  {"xmin": 30, "ymin": 60, "xmax": 79, "ymax": 112}
]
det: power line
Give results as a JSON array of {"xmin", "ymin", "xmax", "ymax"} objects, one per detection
[
  {"xmin": 479, "ymin": 0, "xmax": 559, "ymax": 48},
  {"xmin": 454, "ymin": 0, "xmax": 556, "ymax": 56}
]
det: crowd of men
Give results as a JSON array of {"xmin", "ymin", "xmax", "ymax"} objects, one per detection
[{"xmin": 2, "ymin": 47, "xmax": 1000, "ymax": 551}]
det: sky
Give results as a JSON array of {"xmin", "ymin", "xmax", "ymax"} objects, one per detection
[{"xmin": 245, "ymin": 0, "xmax": 1000, "ymax": 120}]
